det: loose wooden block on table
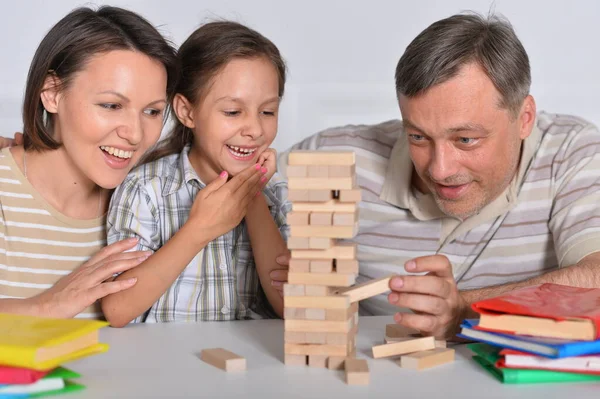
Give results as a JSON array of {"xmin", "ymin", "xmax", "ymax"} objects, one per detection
[
  {"xmin": 284, "ymin": 353, "xmax": 307, "ymax": 366},
  {"xmin": 335, "ymin": 259, "xmax": 359, "ymax": 274},
  {"xmin": 288, "ymin": 151, "xmax": 355, "ymax": 166},
  {"xmin": 287, "ymin": 236, "xmax": 310, "ymax": 249},
  {"xmin": 286, "ymin": 165, "xmax": 307, "ymax": 178},
  {"xmin": 372, "ymin": 336, "xmax": 436, "ymax": 359},
  {"xmin": 285, "ymin": 343, "xmax": 353, "ymax": 357},
  {"xmin": 309, "ymin": 212, "xmax": 333, "ymax": 226},
  {"xmin": 288, "ymin": 177, "xmax": 354, "ymax": 191},
  {"xmin": 287, "ymin": 211, "xmax": 309, "ymax": 226},
  {"xmin": 310, "ymin": 259, "xmax": 333, "ymax": 273},
  {"xmin": 288, "ymin": 272, "xmax": 356, "ymax": 287},
  {"xmin": 337, "ymin": 276, "xmax": 393, "ymax": 303},
  {"xmin": 307, "ymin": 165, "xmax": 329, "ymax": 178},
  {"xmin": 309, "ymin": 237, "xmax": 333, "ymax": 249},
  {"xmin": 200, "ymin": 348, "xmax": 246, "ymax": 372},
  {"xmin": 308, "ymin": 355, "xmax": 328, "ymax": 368},
  {"xmin": 398, "ymin": 348, "xmax": 455, "ymax": 370},
  {"xmin": 285, "ymin": 318, "xmax": 353, "ymax": 333},
  {"xmin": 345, "ymin": 358, "xmax": 369, "ymax": 385},
  {"xmin": 338, "ymin": 189, "xmax": 362, "ymax": 203},
  {"xmin": 293, "ymin": 200, "xmax": 356, "ymax": 213},
  {"xmin": 291, "ymin": 243, "xmax": 357, "ymax": 260},
  {"xmin": 284, "ymin": 294, "xmax": 351, "ymax": 309},
  {"xmin": 289, "ymin": 259, "xmax": 310, "ymax": 273}
]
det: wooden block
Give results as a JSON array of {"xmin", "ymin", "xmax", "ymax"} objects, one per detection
[
  {"xmin": 286, "ymin": 165, "xmax": 308, "ymax": 178},
  {"xmin": 304, "ymin": 284, "xmax": 332, "ymax": 296},
  {"xmin": 288, "ymin": 177, "xmax": 354, "ymax": 191},
  {"xmin": 345, "ymin": 358, "xmax": 369, "ymax": 385},
  {"xmin": 288, "ymin": 273, "xmax": 355, "ymax": 287},
  {"xmin": 285, "ymin": 318, "xmax": 353, "ymax": 333},
  {"xmin": 293, "ymin": 200, "xmax": 357, "ymax": 213},
  {"xmin": 310, "ymin": 259, "xmax": 333, "ymax": 273},
  {"xmin": 335, "ymin": 259, "xmax": 359, "ymax": 274},
  {"xmin": 284, "ymin": 354, "xmax": 307, "ymax": 366},
  {"xmin": 326, "ymin": 302, "xmax": 358, "ymax": 321},
  {"xmin": 289, "ymin": 259, "xmax": 310, "ymax": 273},
  {"xmin": 200, "ymin": 348, "xmax": 246, "ymax": 372},
  {"xmin": 305, "ymin": 308, "xmax": 326, "ymax": 320},
  {"xmin": 290, "ymin": 224, "xmax": 357, "ymax": 238},
  {"xmin": 333, "ymin": 212, "xmax": 357, "ymax": 226},
  {"xmin": 309, "ymin": 237, "xmax": 333, "ymax": 249},
  {"xmin": 284, "ymin": 295, "xmax": 350, "ymax": 309},
  {"xmin": 371, "ymin": 337, "xmax": 436, "ymax": 359},
  {"xmin": 305, "ymin": 332, "xmax": 327, "ymax": 344},
  {"xmin": 329, "ymin": 164, "xmax": 355, "ymax": 178},
  {"xmin": 284, "ymin": 331, "xmax": 306, "ymax": 343},
  {"xmin": 385, "ymin": 336, "xmax": 446, "ymax": 348},
  {"xmin": 283, "ymin": 284, "xmax": 305, "ymax": 297},
  {"xmin": 283, "ymin": 307, "xmax": 306, "ymax": 320},
  {"xmin": 337, "ymin": 276, "xmax": 392, "ymax": 303},
  {"xmin": 291, "ymin": 243, "xmax": 357, "ymax": 260},
  {"xmin": 287, "ymin": 211, "xmax": 310, "ymax": 226},
  {"xmin": 309, "ymin": 190, "xmax": 333, "ymax": 202},
  {"xmin": 309, "ymin": 212, "xmax": 333, "ymax": 226},
  {"xmin": 327, "ymin": 356, "xmax": 347, "ymax": 370},
  {"xmin": 287, "ymin": 190, "xmax": 309, "ymax": 202},
  {"xmin": 285, "ymin": 343, "xmax": 352, "ymax": 357},
  {"xmin": 398, "ymin": 348, "xmax": 455, "ymax": 370},
  {"xmin": 327, "ymin": 326, "xmax": 357, "ymax": 345},
  {"xmin": 287, "ymin": 236, "xmax": 311, "ymax": 249},
  {"xmin": 308, "ymin": 355, "xmax": 328, "ymax": 368},
  {"xmin": 307, "ymin": 165, "xmax": 329, "ymax": 178},
  {"xmin": 338, "ymin": 189, "xmax": 362, "ymax": 203},
  {"xmin": 288, "ymin": 151, "xmax": 355, "ymax": 166}
]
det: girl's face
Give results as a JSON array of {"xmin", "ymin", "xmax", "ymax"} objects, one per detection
[
  {"xmin": 43, "ymin": 50, "xmax": 168, "ymax": 188},
  {"xmin": 181, "ymin": 56, "xmax": 280, "ymax": 181}
]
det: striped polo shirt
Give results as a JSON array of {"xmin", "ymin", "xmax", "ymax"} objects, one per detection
[
  {"xmin": 0, "ymin": 147, "xmax": 105, "ymax": 318},
  {"xmin": 278, "ymin": 112, "xmax": 600, "ymax": 315}
]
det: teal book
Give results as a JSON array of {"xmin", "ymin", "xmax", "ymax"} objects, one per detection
[{"xmin": 468, "ymin": 343, "xmax": 600, "ymax": 384}]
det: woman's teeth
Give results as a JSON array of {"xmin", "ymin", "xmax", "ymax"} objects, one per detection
[
  {"xmin": 227, "ymin": 145, "xmax": 256, "ymax": 158},
  {"xmin": 100, "ymin": 146, "xmax": 133, "ymax": 159}
]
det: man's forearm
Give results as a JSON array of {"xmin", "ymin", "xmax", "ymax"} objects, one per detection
[{"xmin": 461, "ymin": 253, "xmax": 600, "ymax": 318}]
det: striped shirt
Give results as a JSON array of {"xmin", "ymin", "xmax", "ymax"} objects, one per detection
[
  {"xmin": 107, "ymin": 144, "xmax": 291, "ymax": 323},
  {"xmin": 0, "ymin": 148, "xmax": 105, "ymax": 319},
  {"xmin": 278, "ymin": 112, "xmax": 600, "ymax": 316}
]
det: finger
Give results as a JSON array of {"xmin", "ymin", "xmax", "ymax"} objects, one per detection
[
  {"xmin": 388, "ymin": 292, "xmax": 447, "ymax": 316},
  {"xmin": 235, "ymin": 170, "xmax": 265, "ymax": 204},
  {"xmin": 389, "ymin": 275, "xmax": 451, "ymax": 298},
  {"xmin": 201, "ymin": 171, "xmax": 229, "ymax": 196},
  {"xmin": 404, "ymin": 255, "xmax": 453, "ymax": 278},
  {"xmin": 91, "ymin": 255, "xmax": 149, "ymax": 283},
  {"xmin": 275, "ymin": 253, "xmax": 291, "ymax": 266},
  {"xmin": 270, "ymin": 269, "xmax": 288, "ymax": 282},
  {"xmin": 89, "ymin": 277, "xmax": 138, "ymax": 301},
  {"xmin": 394, "ymin": 312, "xmax": 438, "ymax": 336},
  {"xmin": 228, "ymin": 163, "xmax": 263, "ymax": 194},
  {"xmin": 87, "ymin": 238, "xmax": 140, "ymax": 264},
  {"xmin": 271, "ymin": 280, "xmax": 284, "ymax": 289},
  {"xmin": 88, "ymin": 250, "xmax": 152, "ymax": 272},
  {"xmin": 14, "ymin": 132, "xmax": 23, "ymax": 145}
]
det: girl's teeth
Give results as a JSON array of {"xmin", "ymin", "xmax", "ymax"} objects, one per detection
[{"xmin": 100, "ymin": 146, "xmax": 133, "ymax": 159}]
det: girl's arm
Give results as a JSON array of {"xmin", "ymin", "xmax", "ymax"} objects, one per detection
[
  {"xmin": 244, "ymin": 194, "xmax": 286, "ymax": 318},
  {"xmin": 102, "ymin": 166, "xmax": 264, "ymax": 327}
]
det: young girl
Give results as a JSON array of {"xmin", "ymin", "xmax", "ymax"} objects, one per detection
[
  {"xmin": 103, "ymin": 21, "xmax": 290, "ymax": 325},
  {"xmin": 0, "ymin": 6, "xmax": 178, "ymax": 318}
]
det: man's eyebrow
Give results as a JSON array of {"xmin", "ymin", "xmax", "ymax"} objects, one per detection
[
  {"xmin": 402, "ymin": 119, "xmax": 425, "ymax": 133},
  {"xmin": 446, "ymin": 123, "xmax": 491, "ymax": 135}
]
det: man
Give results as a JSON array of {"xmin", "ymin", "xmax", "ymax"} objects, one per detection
[{"xmin": 272, "ymin": 13, "xmax": 600, "ymax": 340}]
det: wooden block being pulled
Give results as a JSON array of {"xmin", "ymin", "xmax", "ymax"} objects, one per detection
[
  {"xmin": 285, "ymin": 343, "xmax": 352, "ymax": 357},
  {"xmin": 345, "ymin": 358, "xmax": 369, "ymax": 385},
  {"xmin": 309, "ymin": 237, "xmax": 333, "ymax": 249},
  {"xmin": 338, "ymin": 189, "xmax": 362, "ymax": 203},
  {"xmin": 329, "ymin": 164, "xmax": 355, "ymax": 178},
  {"xmin": 287, "ymin": 211, "xmax": 310, "ymax": 226},
  {"xmin": 385, "ymin": 336, "xmax": 447, "ymax": 348},
  {"xmin": 372, "ymin": 337, "xmax": 436, "ymax": 359},
  {"xmin": 284, "ymin": 295, "xmax": 351, "ymax": 309},
  {"xmin": 291, "ymin": 243, "xmax": 356, "ymax": 260},
  {"xmin": 283, "ymin": 284, "xmax": 305, "ymax": 297},
  {"xmin": 289, "ymin": 259, "xmax": 310, "ymax": 273},
  {"xmin": 310, "ymin": 212, "xmax": 333, "ymax": 226},
  {"xmin": 200, "ymin": 348, "xmax": 246, "ymax": 372},
  {"xmin": 333, "ymin": 212, "xmax": 357, "ymax": 226},
  {"xmin": 327, "ymin": 356, "xmax": 347, "ymax": 370},
  {"xmin": 308, "ymin": 355, "xmax": 328, "ymax": 368},
  {"xmin": 337, "ymin": 276, "xmax": 393, "ymax": 303},
  {"xmin": 288, "ymin": 177, "xmax": 354, "ymax": 191},
  {"xmin": 286, "ymin": 165, "xmax": 308, "ymax": 178},
  {"xmin": 310, "ymin": 259, "xmax": 333, "ymax": 273},
  {"xmin": 308, "ymin": 165, "xmax": 329, "ymax": 178},
  {"xmin": 335, "ymin": 259, "xmax": 359, "ymax": 274},
  {"xmin": 288, "ymin": 272, "xmax": 355, "ymax": 287},
  {"xmin": 287, "ymin": 236, "xmax": 311, "ymax": 249},
  {"xmin": 293, "ymin": 200, "xmax": 357, "ymax": 213},
  {"xmin": 284, "ymin": 354, "xmax": 307, "ymax": 366},
  {"xmin": 398, "ymin": 348, "xmax": 455, "ymax": 370},
  {"xmin": 285, "ymin": 318, "xmax": 353, "ymax": 333},
  {"xmin": 288, "ymin": 151, "xmax": 355, "ymax": 166}
]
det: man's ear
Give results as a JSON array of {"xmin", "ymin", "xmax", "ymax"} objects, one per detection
[
  {"xmin": 518, "ymin": 95, "xmax": 537, "ymax": 140},
  {"xmin": 40, "ymin": 73, "xmax": 62, "ymax": 114},
  {"xmin": 172, "ymin": 94, "xmax": 196, "ymax": 129}
]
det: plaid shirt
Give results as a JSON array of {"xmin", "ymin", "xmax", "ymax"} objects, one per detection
[{"xmin": 107, "ymin": 145, "xmax": 291, "ymax": 323}]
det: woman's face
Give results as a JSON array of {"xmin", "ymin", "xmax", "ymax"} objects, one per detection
[{"xmin": 45, "ymin": 49, "xmax": 168, "ymax": 188}]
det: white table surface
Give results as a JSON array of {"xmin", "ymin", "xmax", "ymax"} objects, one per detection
[{"xmin": 57, "ymin": 316, "xmax": 600, "ymax": 398}]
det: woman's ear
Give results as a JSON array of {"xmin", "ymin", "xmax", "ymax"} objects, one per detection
[
  {"xmin": 172, "ymin": 94, "xmax": 196, "ymax": 129},
  {"xmin": 40, "ymin": 73, "xmax": 62, "ymax": 114}
]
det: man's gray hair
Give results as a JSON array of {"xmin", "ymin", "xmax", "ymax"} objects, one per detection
[{"xmin": 395, "ymin": 13, "xmax": 531, "ymax": 117}]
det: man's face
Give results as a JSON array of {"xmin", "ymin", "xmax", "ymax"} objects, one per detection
[{"xmin": 399, "ymin": 62, "xmax": 535, "ymax": 220}]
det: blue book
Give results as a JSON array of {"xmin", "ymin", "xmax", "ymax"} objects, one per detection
[{"xmin": 458, "ymin": 319, "xmax": 600, "ymax": 358}]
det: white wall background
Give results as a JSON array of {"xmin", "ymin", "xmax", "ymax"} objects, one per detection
[{"xmin": 1, "ymin": 0, "xmax": 599, "ymax": 151}]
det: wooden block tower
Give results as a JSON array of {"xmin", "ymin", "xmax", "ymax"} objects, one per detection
[{"xmin": 283, "ymin": 151, "xmax": 362, "ymax": 367}]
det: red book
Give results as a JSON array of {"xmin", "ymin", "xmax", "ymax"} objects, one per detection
[
  {"xmin": 471, "ymin": 283, "xmax": 600, "ymax": 340},
  {"xmin": 0, "ymin": 365, "xmax": 50, "ymax": 384}
]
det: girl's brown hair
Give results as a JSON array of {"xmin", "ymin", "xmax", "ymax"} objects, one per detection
[
  {"xmin": 22, "ymin": 6, "xmax": 178, "ymax": 151},
  {"xmin": 142, "ymin": 21, "xmax": 286, "ymax": 164}
]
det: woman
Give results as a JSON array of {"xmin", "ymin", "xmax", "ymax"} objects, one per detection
[{"xmin": 0, "ymin": 6, "xmax": 177, "ymax": 318}]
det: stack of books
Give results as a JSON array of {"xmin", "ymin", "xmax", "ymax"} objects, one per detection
[
  {"xmin": 458, "ymin": 283, "xmax": 600, "ymax": 384},
  {"xmin": 0, "ymin": 314, "xmax": 109, "ymax": 397}
]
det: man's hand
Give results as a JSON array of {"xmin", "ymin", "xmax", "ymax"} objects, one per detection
[
  {"xmin": 387, "ymin": 255, "xmax": 468, "ymax": 340},
  {"xmin": 272, "ymin": 251, "xmax": 291, "ymax": 297},
  {"xmin": 0, "ymin": 132, "xmax": 23, "ymax": 149}
]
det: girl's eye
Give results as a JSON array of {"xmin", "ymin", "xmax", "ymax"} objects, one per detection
[
  {"xmin": 262, "ymin": 111, "xmax": 276, "ymax": 116},
  {"xmin": 99, "ymin": 103, "xmax": 121, "ymax": 110},
  {"xmin": 144, "ymin": 109, "xmax": 163, "ymax": 117},
  {"xmin": 223, "ymin": 111, "xmax": 240, "ymax": 117}
]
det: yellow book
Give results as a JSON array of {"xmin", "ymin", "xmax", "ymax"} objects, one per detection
[{"xmin": 0, "ymin": 313, "xmax": 109, "ymax": 370}]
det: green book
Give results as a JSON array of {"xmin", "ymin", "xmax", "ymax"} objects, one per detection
[{"xmin": 468, "ymin": 343, "xmax": 600, "ymax": 384}]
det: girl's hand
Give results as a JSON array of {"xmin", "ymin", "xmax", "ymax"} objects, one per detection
[{"xmin": 257, "ymin": 148, "xmax": 277, "ymax": 184}]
